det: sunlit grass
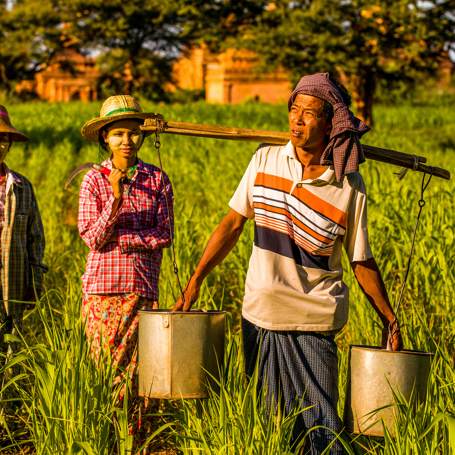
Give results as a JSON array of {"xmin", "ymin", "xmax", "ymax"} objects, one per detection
[{"xmin": 0, "ymin": 100, "xmax": 453, "ymax": 453}]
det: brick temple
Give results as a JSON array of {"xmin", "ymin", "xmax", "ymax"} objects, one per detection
[
  {"xmin": 16, "ymin": 49, "xmax": 99, "ymax": 102},
  {"xmin": 173, "ymin": 45, "xmax": 292, "ymax": 104}
]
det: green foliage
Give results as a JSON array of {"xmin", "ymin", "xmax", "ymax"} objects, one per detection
[
  {"xmin": 1, "ymin": 0, "xmax": 269, "ymax": 98},
  {"xmin": 232, "ymin": 0, "xmax": 455, "ymax": 124},
  {"xmin": 167, "ymin": 88, "xmax": 206, "ymax": 104},
  {"xmin": 171, "ymin": 331, "xmax": 308, "ymax": 454},
  {"xmin": 0, "ymin": 100, "xmax": 454, "ymax": 452},
  {"xmin": 96, "ymin": 48, "xmax": 173, "ymax": 102},
  {"xmin": 0, "ymin": 289, "xmax": 170, "ymax": 454},
  {"xmin": 0, "ymin": 0, "xmax": 63, "ymax": 93}
]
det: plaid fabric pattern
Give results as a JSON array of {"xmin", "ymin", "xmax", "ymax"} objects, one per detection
[
  {"xmin": 78, "ymin": 158, "xmax": 173, "ymax": 300},
  {"xmin": 288, "ymin": 72, "xmax": 370, "ymax": 182},
  {"xmin": 242, "ymin": 317, "xmax": 344, "ymax": 455},
  {"xmin": 0, "ymin": 183, "xmax": 6, "ymax": 263},
  {"xmin": 82, "ymin": 293, "xmax": 159, "ymax": 453},
  {"xmin": 1, "ymin": 165, "xmax": 47, "ymax": 316}
]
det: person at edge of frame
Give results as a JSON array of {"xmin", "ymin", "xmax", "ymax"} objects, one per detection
[
  {"xmin": 172, "ymin": 73, "xmax": 403, "ymax": 454},
  {"xmin": 0, "ymin": 105, "xmax": 48, "ymax": 436},
  {"xmin": 78, "ymin": 95, "xmax": 174, "ymax": 454}
]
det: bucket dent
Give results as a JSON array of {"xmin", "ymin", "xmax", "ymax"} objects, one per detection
[
  {"xmin": 138, "ymin": 309, "xmax": 226, "ymax": 399},
  {"xmin": 343, "ymin": 345, "xmax": 434, "ymax": 437}
]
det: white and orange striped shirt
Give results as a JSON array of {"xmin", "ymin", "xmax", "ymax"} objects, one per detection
[{"xmin": 229, "ymin": 141, "xmax": 372, "ymax": 331}]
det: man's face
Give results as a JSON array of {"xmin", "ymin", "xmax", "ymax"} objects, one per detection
[
  {"xmin": 289, "ymin": 94, "xmax": 332, "ymax": 151},
  {"xmin": 0, "ymin": 132, "xmax": 11, "ymax": 164}
]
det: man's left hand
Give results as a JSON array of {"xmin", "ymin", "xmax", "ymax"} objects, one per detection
[{"xmin": 382, "ymin": 319, "xmax": 403, "ymax": 351}]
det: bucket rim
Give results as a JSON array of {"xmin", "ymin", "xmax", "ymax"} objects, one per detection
[
  {"xmin": 138, "ymin": 309, "xmax": 226, "ymax": 315},
  {"xmin": 349, "ymin": 345, "xmax": 435, "ymax": 357}
]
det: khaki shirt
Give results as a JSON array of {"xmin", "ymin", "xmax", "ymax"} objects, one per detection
[{"xmin": 229, "ymin": 142, "xmax": 372, "ymax": 331}]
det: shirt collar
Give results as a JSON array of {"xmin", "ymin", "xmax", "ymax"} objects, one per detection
[
  {"xmin": 310, "ymin": 167, "xmax": 336, "ymax": 185},
  {"xmin": 2, "ymin": 163, "xmax": 22, "ymax": 187},
  {"xmin": 282, "ymin": 140, "xmax": 297, "ymax": 159},
  {"xmin": 281, "ymin": 141, "xmax": 336, "ymax": 185},
  {"xmin": 136, "ymin": 158, "xmax": 150, "ymax": 174},
  {"xmin": 104, "ymin": 157, "xmax": 151, "ymax": 175}
]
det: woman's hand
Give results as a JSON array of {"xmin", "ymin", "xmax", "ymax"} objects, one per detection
[
  {"xmin": 107, "ymin": 228, "xmax": 119, "ymax": 243},
  {"xmin": 108, "ymin": 168, "xmax": 125, "ymax": 199}
]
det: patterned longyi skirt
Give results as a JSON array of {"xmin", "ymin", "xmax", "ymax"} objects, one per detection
[{"xmin": 82, "ymin": 293, "xmax": 159, "ymax": 453}]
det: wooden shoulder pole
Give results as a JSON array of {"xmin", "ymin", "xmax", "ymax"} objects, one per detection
[{"xmin": 142, "ymin": 119, "xmax": 450, "ymax": 181}]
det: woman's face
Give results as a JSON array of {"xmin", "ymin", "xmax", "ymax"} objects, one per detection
[
  {"xmin": 102, "ymin": 119, "xmax": 144, "ymax": 160},
  {"xmin": 0, "ymin": 132, "xmax": 11, "ymax": 164}
]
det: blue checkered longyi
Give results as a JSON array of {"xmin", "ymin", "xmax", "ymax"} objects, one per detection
[{"xmin": 242, "ymin": 317, "xmax": 344, "ymax": 454}]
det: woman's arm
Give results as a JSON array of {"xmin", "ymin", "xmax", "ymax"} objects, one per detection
[
  {"xmin": 78, "ymin": 170, "xmax": 124, "ymax": 250},
  {"xmin": 118, "ymin": 177, "xmax": 174, "ymax": 252}
]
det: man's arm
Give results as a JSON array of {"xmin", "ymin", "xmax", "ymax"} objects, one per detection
[
  {"xmin": 351, "ymin": 257, "xmax": 403, "ymax": 351},
  {"xmin": 173, "ymin": 208, "xmax": 248, "ymax": 312}
]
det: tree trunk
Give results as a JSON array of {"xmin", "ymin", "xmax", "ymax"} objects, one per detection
[
  {"xmin": 349, "ymin": 70, "xmax": 375, "ymax": 126},
  {"xmin": 123, "ymin": 60, "xmax": 134, "ymax": 95}
]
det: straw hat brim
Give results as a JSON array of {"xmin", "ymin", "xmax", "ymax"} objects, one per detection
[
  {"xmin": 81, "ymin": 112, "xmax": 159, "ymax": 142},
  {"xmin": 0, "ymin": 124, "xmax": 30, "ymax": 142}
]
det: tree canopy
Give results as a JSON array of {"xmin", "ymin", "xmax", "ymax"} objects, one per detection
[
  {"xmin": 1, "ymin": 0, "xmax": 455, "ymax": 117},
  {"xmin": 0, "ymin": 0, "xmax": 267, "ymax": 99},
  {"xmin": 230, "ymin": 0, "xmax": 455, "ymax": 123},
  {"xmin": 0, "ymin": 0, "xmax": 62, "ymax": 91}
]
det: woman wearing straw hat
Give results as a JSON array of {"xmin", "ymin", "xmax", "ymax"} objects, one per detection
[
  {"xmin": 0, "ymin": 105, "xmax": 47, "ymax": 434},
  {"xmin": 79, "ymin": 95, "xmax": 174, "ymax": 452}
]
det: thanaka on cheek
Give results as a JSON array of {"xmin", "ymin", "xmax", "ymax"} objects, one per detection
[{"xmin": 108, "ymin": 137, "xmax": 123, "ymax": 148}]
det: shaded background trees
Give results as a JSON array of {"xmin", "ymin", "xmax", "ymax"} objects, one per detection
[
  {"xmin": 1, "ymin": 0, "xmax": 266, "ymax": 99},
  {"xmin": 229, "ymin": 0, "xmax": 455, "ymax": 124},
  {"xmin": 0, "ymin": 0, "xmax": 62, "ymax": 93},
  {"xmin": 1, "ymin": 0, "xmax": 455, "ymax": 121}
]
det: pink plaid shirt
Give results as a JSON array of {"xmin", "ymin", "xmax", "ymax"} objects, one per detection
[{"xmin": 78, "ymin": 158, "xmax": 173, "ymax": 300}]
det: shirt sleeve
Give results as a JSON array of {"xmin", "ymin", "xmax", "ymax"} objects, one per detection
[
  {"xmin": 228, "ymin": 149, "xmax": 260, "ymax": 219},
  {"xmin": 78, "ymin": 172, "xmax": 123, "ymax": 251},
  {"xmin": 26, "ymin": 184, "xmax": 48, "ymax": 291},
  {"xmin": 343, "ymin": 174, "xmax": 373, "ymax": 262},
  {"xmin": 118, "ymin": 173, "xmax": 173, "ymax": 252}
]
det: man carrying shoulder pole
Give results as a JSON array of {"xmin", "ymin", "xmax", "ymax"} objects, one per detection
[{"xmin": 173, "ymin": 73, "xmax": 402, "ymax": 454}]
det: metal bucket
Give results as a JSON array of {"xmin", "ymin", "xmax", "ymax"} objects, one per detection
[
  {"xmin": 343, "ymin": 345, "xmax": 434, "ymax": 437},
  {"xmin": 138, "ymin": 309, "xmax": 226, "ymax": 399}
]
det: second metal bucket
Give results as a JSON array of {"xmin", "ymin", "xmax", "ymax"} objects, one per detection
[
  {"xmin": 138, "ymin": 309, "xmax": 226, "ymax": 399},
  {"xmin": 343, "ymin": 345, "xmax": 434, "ymax": 437}
]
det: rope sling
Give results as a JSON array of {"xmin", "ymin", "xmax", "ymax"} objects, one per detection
[
  {"xmin": 153, "ymin": 119, "xmax": 185, "ymax": 305},
  {"xmin": 387, "ymin": 166, "xmax": 434, "ymax": 350}
]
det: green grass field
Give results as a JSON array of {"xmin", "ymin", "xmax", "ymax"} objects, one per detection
[{"xmin": 0, "ymin": 100, "xmax": 454, "ymax": 453}]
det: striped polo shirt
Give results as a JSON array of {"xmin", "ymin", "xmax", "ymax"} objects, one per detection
[{"xmin": 229, "ymin": 141, "xmax": 372, "ymax": 331}]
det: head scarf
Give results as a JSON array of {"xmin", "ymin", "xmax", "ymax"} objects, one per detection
[{"xmin": 288, "ymin": 73, "xmax": 370, "ymax": 181}]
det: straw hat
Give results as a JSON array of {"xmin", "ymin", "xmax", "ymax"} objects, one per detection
[
  {"xmin": 0, "ymin": 105, "xmax": 30, "ymax": 142},
  {"xmin": 81, "ymin": 95, "xmax": 160, "ymax": 142}
]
